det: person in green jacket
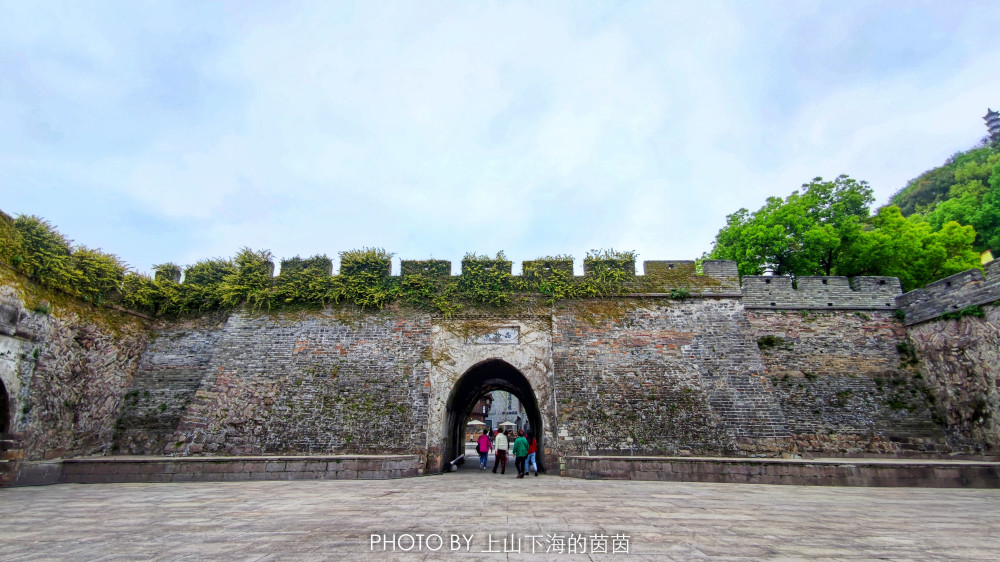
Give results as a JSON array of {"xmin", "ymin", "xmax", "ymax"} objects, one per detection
[{"xmin": 511, "ymin": 429, "xmax": 529, "ymax": 478}]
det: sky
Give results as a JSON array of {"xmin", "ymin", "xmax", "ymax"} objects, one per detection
[{"xmin": 3, "ymin": 1, "xmax": 1000, "ymax": 276}]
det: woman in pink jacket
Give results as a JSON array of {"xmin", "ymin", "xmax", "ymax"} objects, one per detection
[{"xmin": 476, "ymin": 429, "xmax": 493, "ymax": 470}]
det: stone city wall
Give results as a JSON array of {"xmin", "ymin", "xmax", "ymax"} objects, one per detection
[
  {"xmin": 552, "ymin": 298, "xmax": 787, "ymax": 458},
  {"xmin": 746, "ymin": 309, "xmax": 948, "ymax": 456},
  {"xmin": 743, "ymin": 275, "xmax": 902, "ymax": 310},
  {"xmin": 896, "ymin": 259, "xmax": 1000, "ymax": 325},
  {"xmin": 0, "ymin": 284, "xmax": 149, "ymax": 462},
  {"xmin": 163, "ymin": 311, "xmax": 433, "ymax": 464},
  {"xmin": 112, "ymin": 317, "xmax": 227, "ymax": 454},
  {"xmin": 61, "ymin": 454, "xmax": 421, "ymax": 483},
  {"xmin": 906, "ymin": 304, "xmax": 1000, "ymax": 452},
  {"xmin": 892, "ymin": 260, "xmax": 1000, "ymax": 453},
  {"xmin": 564, "ymin": 456, "xmax": 1000, "ymax": 487},
  {"xmin": 3, "ymin": 258, "xmax": 1000, "ymax": 486}
]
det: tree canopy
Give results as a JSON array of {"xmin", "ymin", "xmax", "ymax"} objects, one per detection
[
  {"xmin": 891, "ymin": 144, "xmax": 1000, "ymax": 254},
  {"xmin": 708, "ymin": 175, "xmax": 873, "ymax": 277},
  {"xmin": 708, "ymin": 175, "xmax": 981, "ymax": 291}
]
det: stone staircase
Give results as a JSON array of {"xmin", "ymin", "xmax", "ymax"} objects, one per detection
[{"xmin": 0, "ymin": 432, "xmax": 25, "ymax": 487}]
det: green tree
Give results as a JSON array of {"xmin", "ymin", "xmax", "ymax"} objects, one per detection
[
  {"xmin": 709, "ymin": 176, "xmax": 982, "ymax": 291},
  {"xmin": 841, "ymin": 207, "xmax": 980, "ymax": 291},
  {"xmin": 890, "ymin": 146, "xmax": 998, "ymax": 216},
  {"xmin": 708, "ymin": 175, "xmax": 873, "ymax": 276},
  {"xmin": 923, "ymin": 157, "xmax": 1000, "ymax": 253}
]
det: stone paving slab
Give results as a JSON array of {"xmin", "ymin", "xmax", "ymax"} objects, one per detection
[{"xmin": 2, "ymin": 465, "xmax": 1000, "ymax": 561}]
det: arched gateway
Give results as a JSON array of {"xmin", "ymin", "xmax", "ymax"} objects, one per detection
[
  {"xmin": 0, "ymin": 379, "xmax": 8, "ymax": 435},
  {"xmin": 443, "ymin": 360, "xmax": 544, "ymax": 472},
  {"xmin": 424, "ymin": 318, "xmax": 555, "ymax": 474}
]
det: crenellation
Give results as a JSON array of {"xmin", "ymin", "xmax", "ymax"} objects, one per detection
[
  {"xmin": 399, "ymin": 259, "xmax": 451, "ymax": 278},
  {"xmin": 279, "ymin": 256, "xmax": 333, "ymax": 277},
  {"xmin": 154, "ymin": 266, "xmax": 182, "ymax": 283},
  {"xmin": 631, "ymin": 260, "xmax": 739, "ymax": 294},
  {"xmin": 339, "ymin": 255, "xmax": 390, "ymax": 277},
  {"xmin": 521, "ymin": 258, "xmax": 574, "ymax": 277},
  {"xmin": 460, "ymin": 257, "xmax": 511, "ymax": 275},
  {"xmin": 583, "ymin": 258, "xmax": 635, "ymax": 276},
  {"xmin": 643, "ymin": 260, "xmax": 697, "ymax": 276},
  {"xmin": 157, "ymin": 255, "xmax": 751, "ymax": 295},
  {"xmin": 896, "ymin": 261, "xmax": 1000, "ymax": 325},
  {"xmin": 743, "ymin": 275, "xmax": 902, "ymax": 310},
  {"xmin": 701, "ymin": 260, "xmax": 739, "ymax": 282}
]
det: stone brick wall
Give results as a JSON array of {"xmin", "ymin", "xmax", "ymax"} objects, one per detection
[
  {"xmin": 565, "ymin": 456, "xmax": 1000, "ymax": 487},
  {"xmin": 896, "ymin": 260, "xmax": 1000, "ymax": 325},
  {"xmin": 165, "ymin": 311, "xmax": 432, "ymax": 463},
  {"xmin": 552, "ymin": 298, "xmax": 787, "ymax": 458},
  {"xmin": 112, "ymin": 317, "xmax": 227, "ymax": 454},
  {"xmin": 906, "ymin": 304, "xmax": 1000, "ymax": 452},
  {"xmin": 746, "ymin": 310, "xmax": 948, "ymax": 456},
  {"xmin": 0, "ymin": 286, "xmax": 149, "ymax": 461},
  {"xmin": 743, "ymin": 276, "xmax": 901, "ymax": 310},
  {"xmin": 62, "ymin": 454, "xmax": 421, "ymax": 483}
]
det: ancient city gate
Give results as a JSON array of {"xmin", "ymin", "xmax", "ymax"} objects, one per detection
[
  {"xmin": 0, "ymin": 378, "xmax": 9, "ymax": 435},
  {"xmin": 426, "ymin": 318, "xmax": 554, "ymax": 473}
]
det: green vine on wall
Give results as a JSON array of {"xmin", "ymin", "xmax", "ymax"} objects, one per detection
[
  {"xmin": 0, "ymin": 211, "xmax": 656, "ymax": 318},
  {"xmin": 941, "ymin": 305, "xmax": 986, "ymax": 320}
]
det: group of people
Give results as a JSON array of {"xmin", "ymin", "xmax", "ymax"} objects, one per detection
[{"xmin": 475, "ymin": 427, "xmax": 538, "ymax": 478}]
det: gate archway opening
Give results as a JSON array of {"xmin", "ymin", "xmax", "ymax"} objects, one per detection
[
  {"xmin": 443, "ymin": 359, "xmax": 544, "ymax": 473},
  {"xmin": 0, "ymin": 378, "xmax": 9, "ymax": 435}
]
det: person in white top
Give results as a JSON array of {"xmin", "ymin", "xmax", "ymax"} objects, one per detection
[{"xmin": 492, "ymin": 429, "xmax": 509, "ymax": 474}]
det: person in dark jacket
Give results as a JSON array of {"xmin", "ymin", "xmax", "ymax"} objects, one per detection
[{"xmin": 511, "ymin": 428, "xmax": 529, "ymax": 478}]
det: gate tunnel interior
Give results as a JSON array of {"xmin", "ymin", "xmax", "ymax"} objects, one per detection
[
  {"xmin": 443, "ymin": 359, "xmax": 544, "ymax": 473},
  {"xmin": 0, "ymin": 379, "xmax": 9, "ymax": 434}
]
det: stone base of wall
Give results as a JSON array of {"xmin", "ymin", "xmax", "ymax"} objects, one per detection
[
  {"xmin": 0, "ymin": 433, "xmax": 25, "ymax": 487},
  {"xmin": 14, "ymin": 455, "xmax": 423, "ymax": 485},
  {"xmin": 564, "ymin": 456, "xmax": 1000, "ymax": 488}
]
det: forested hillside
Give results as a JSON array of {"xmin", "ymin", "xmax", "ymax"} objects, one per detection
[{"xmin": 890, "ymin": 144, "xmax": 1000, "ymax": 253}]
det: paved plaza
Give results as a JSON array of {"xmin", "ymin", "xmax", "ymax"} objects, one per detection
[{"xmin": 2, "ymin": 457, "xmax": 999, "ymax": 561}]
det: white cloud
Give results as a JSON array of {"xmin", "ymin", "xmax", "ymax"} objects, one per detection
[{"xmin": 3, "ymin": 1, "xmax": 1000, "ymax": 273}]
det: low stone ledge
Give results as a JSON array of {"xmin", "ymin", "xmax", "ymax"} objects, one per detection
[
  {"xmin": 29, "ymin": 455, "xmax": 422, "ymax": 486},
  {"xmin": 563, "ymin": 456, "xmax": 1000, "ymax": 488}
]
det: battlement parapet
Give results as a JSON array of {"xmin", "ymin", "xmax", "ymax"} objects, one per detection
[
  {"xmin": 582, "ymin": 259, "xmax": 635, "ymax": 277},
  {"xmin": 400, "ymin": 260, "xmax": 452, "ymax": 278},
  {"xmin": 522, "ymin": 259, "xmax": 574, "ymax": 277},
  {"xmin": 701, "ymin": 260, "xmax": 739, "ymax": 281},
  {"xmin": 633, "ymin": 260, "xmax": 740, "ymax": 294},
  {"xmin": 643, "ymin": 260, "xmax": 696, "ymax": 276},
  {"xmin": 461, "ymin": 257, "xmax": 512, "ymax": 276},
  {"xmin": 742, "ymin": 275, "xmax": 902, "ymax": 310},
  {"xmin": 279, "ymin": 256, "xmax": 333, "ymax": 277},
  {"xmin": 895, "ymin": 260, "xmax": 1000, "ymax": 325},
  {"xmin": 153, "ymin": 264, "xmax": 182, "ymax": 283},
  {"xmin": 167, "ymin": 255, "xmax": 742, "ymax": 295}
]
